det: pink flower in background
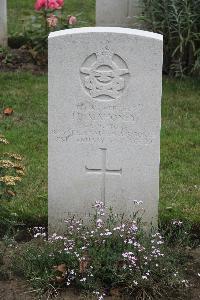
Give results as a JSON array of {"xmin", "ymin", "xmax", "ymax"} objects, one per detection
[
  {"xmin": 48, "ymin": 0, "xmax": 60, "ymax": 9},
  {"xmin": 35, "ymin": 0, "xmax": 47, "ymax": 10},
  {"xmin": 56, "ymin": 0, "xmax": 64, "ymax": 6},
  {"xmin": 35, "ymin": 0, "xmax": 64, "ymax": 10},
  {"xmin": 47, "ymin": 14, "xmax": 58, "ymax": 27},
  {"xmin": 67, "ymin": 15, "xmax": 77, "ymax": 25}
]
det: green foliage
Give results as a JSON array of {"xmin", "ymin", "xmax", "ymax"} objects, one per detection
[
  {"xmin": 12, "ymin": 9, "xmax": 75, "ymax": 65},
  {"xmin": 26, "ymin": 6, "xmax": 82, "ymax": 64},
  {"xmin": 159, "ymin": 220, "xmax": 199, "ymax": 248},
  {"xmin": 141, "ymin": 0, "xmax": 200, "ymax": 76},
  {"xmin": 12, "ymin": 203, "xmax": 187, "ymax": 299},
  {"xmin": 0, "ymin": 47, "xmax": 14, "ymax": 64}
]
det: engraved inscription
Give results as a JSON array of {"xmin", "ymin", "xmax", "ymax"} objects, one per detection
[
  {"xmin": 73, "ymin": 103, "xmax": 142, "ymax": 124},
  {"xmin": 53, "ymin": 127, "xmax": 153, "ymax": 145},
  {"xmin": 50, "ymin": 102, "xmax": 153, "ymax": 146},
  {"xmin": 80, "ymin": 49, "xmax": 130, "ymax": 101},
  {"xmin": 85, "ymin": 148, "xmax": 122, "ymax": 204}
]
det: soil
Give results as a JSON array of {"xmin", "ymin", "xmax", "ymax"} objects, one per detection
[
  {"xmin": 0, "ymin": 48, "xmax": 47, "ymax": 74},
  {"xmin": 0, "ymin": 240, "xmax": 199, "ymax": 300}
]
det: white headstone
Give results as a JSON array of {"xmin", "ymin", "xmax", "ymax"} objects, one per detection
[
  {"xmin": 96, "ymin": 0, "xmax": 142, "ymax": 28},
  {"xmin": 48, "ymin": 27, "xmax": 163, "ymax": 232},
  {"xmin": 0, "ymin": 0, "xmax": 7, "ymax": 47}
]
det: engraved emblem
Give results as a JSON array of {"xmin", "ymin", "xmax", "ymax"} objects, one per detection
[{"xmin": 80, "ymin": 49, "xmax": 130, "ymax": 101}]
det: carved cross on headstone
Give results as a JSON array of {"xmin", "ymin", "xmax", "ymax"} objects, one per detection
[{"xmin": 85, "ymin": 148, "xmax": 122, "ymax": 204}]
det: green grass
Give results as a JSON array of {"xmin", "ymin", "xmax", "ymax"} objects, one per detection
[
  {"xmin": 0, "ymin": 73, "xmax": 200, "ymax": 229},
  {"xmin": 7, "ymin": 0, "xmax": 95, "ymax": 35},
  {"xmin": 0, "ymin": 72, "xmax": 48, "ymax": 226},
  {"xmin": 160, "ymin": 78, "xmax": 200, "ymax": 226}
]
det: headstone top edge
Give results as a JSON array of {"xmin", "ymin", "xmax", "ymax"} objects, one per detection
[{"xmin": 48, "ymin": 27, "xmax": 163, "ymax": 41}]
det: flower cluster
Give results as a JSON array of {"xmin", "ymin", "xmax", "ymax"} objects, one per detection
[
  {"xmin": 34, "ymin": 0, "xmax": 77, "ymax": 29},
  {"xmin": 94, "ymin": 201, "xmax": 105, "ymax": 216},
  {"xmin": 172, "ymin": 220, "xmax": 183, "ymax": 227},
  {"xmin": 3, "ymin": 152, "xmax": 22, "ymax": 161},
  {"xmin": 47, "ymin": 14, "xmax": 58, "ymax": 27},
  {"xmin": 0, "ymin": 135, "xmax": 9, "ymax": 145},
  {"xmin": 33, "ymin": 226, "xmax": 47, "ymax": 238},
  {"xmin": 0, "ymin": 135, "xmax": 25, "ymax": 199},
  {"xmin": 29, "ymin": 203, "xmax": 186, "ymax": 299},
  {"xmin": 0, "ymin": 175, "xmax": 21, "ymax": 186},
  {"xmin": 30, "ymin": 0, "xmax": 77, "ymax": 63},
  {"xmin": 35, "ymin": 0, "xmax": 64, "ymax": 11},
  {"xmin": 67, "ymin": 15, "xmax": 77, "ymax": 25},
  {"xmin": 0, "ymin": 159, "xmax": 25, "ymax": 173}
]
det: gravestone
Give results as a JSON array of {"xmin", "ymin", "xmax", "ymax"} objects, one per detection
[
  {"xmin": 0, "ymin": 0, "xmax": 7, "ymax": 46},
  {"xmin": 96, "ymin": 0, "xmax": 142, "ymax": 28},
  {"xmin": 48, "ymin": 27, "xmax": 163, "ymax": 232}
]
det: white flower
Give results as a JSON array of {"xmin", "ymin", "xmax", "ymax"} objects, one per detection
[
  {"xmin": 113, "ymin": 226, "xmax": 120, "ymax": 231},
  {"xmin": 172, "ymin": 220, "xmax": 183, "ymax": 226},
  {"xmin": 96, "ymin": 218, "xmax": 103, "ymax": 226},
  {"xmin": 157, "ymin": 241, "xmax": 164, "ymax": 245},
  {"xmin": 93, "ymin": 291, "xmax": 99, "ymax": 295},
  {"xmin": 105, "ymin": 231, "xmax": 112, "ymax": 236}
]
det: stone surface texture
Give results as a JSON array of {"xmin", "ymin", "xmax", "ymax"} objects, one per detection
[
  {"xmin": 0, "ymin": 0, "xmax": 7, "ymax": 46},
  {"xmin": 96, "ymin": 0, "xmax": 142, "ymax": 28},
  {"xmin": 48, "ymin": 27, "xmax": 163, "ymax": 232}
]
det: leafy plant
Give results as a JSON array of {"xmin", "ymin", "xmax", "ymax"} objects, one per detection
[
  {"xmin": 140, "ymin": 0, "xmax": 200, "ymax": 76},
  {"xmin": 22, "ymin": 0, "xmax": 77, "ymax": 65},
  {"xmin": 13, "ymin": 202, "xmax": 188, "ymax": 299},
  {"xmin": 0, "ymin": 47, "xmax": 14, "ymax": 65}
]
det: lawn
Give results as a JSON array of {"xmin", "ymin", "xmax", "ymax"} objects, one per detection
[
  {"xmin": 160, "ymin": 78, "xmax": 200, "ymax": 226},
  {"xmin": 0, "ymin": 72, "xmax": 199, "ymax": 229},
  {"xmin": 0, "ymin": 72, "xmax": 48, "ymax": 227}
]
